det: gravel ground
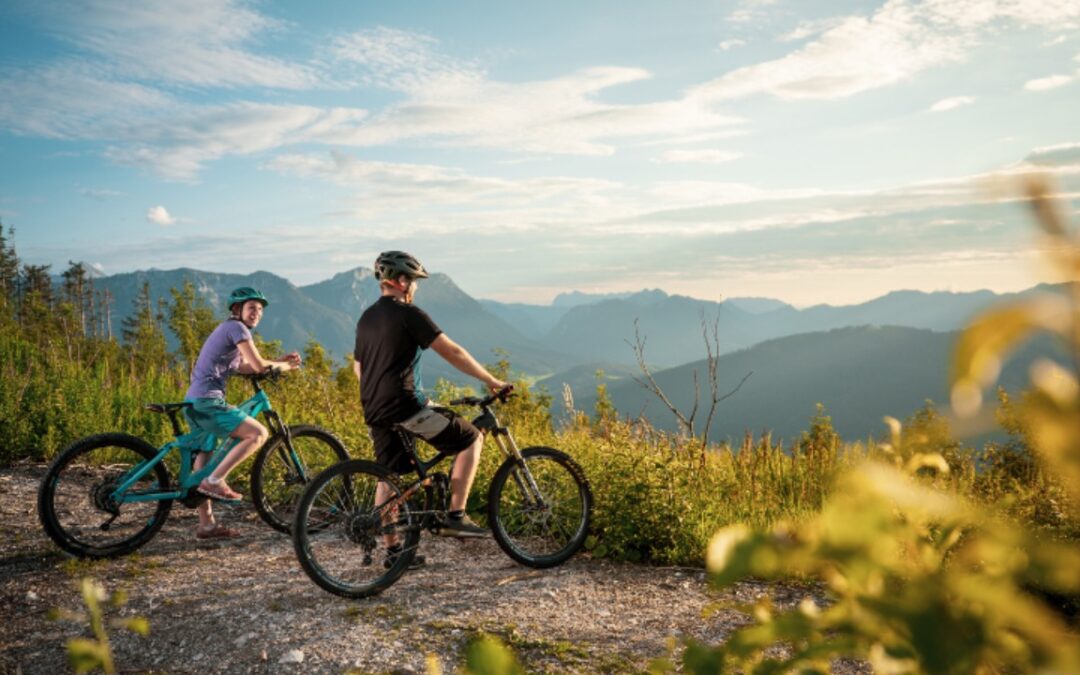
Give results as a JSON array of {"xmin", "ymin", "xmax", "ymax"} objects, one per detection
[{"xmin": 0, "ymin": 463, "xmax": 867, "ymax": 673}]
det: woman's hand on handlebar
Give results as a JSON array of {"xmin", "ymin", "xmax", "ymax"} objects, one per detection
[{"xmin": 282, "ymin": 351, "xmax": 302, "ymax": 368}]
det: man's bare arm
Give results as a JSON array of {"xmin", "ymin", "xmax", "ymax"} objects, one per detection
[{"xmin": 430, "ymin": 334, "xmax": 507, "ymax": 392}]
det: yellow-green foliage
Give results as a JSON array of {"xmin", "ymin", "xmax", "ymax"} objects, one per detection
[
  {"xmin": 693, "ymin": 455, "xmax": 1080, "ymax": 674},
  {"xmin": 681, "ymin": 175, "xmax": 1080, "ymax": 674},
  {"xmin": 48, "ymin": 578, "xmax": 150, "ymax": 675}
]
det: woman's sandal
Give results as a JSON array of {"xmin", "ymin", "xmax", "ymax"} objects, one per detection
[
  {"xmin": 195, "ymin": 524, "xmax": 241, "ymax": 540},
  {"xmin": 197, "ymin": 480, "xmax": 243, "ymax": 501}
]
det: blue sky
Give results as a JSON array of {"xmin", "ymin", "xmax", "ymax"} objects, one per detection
[{"xmin": 1, "ymin": 0, "xmax": 1078, "ymax": 306}]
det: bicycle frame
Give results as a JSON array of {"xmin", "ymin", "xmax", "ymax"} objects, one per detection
[
  {"xmin": 378, "ymin": 401, "xmax": 547, "ymax": 525},
  {"xmin": 109, "ymin": 385, "xmax": 280, "ymax": 505}
]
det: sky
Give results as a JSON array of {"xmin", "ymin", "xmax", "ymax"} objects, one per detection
[{"xmin": 1, "ymin": 0, "xmax": 1079, "ymax": 307}]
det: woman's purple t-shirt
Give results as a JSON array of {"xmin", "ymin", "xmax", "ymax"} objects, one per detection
[{"xmin": 185, "ymin": 319, "xmax": 253, "ymax": 399}]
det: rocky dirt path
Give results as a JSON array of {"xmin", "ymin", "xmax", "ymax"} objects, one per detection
[{"xmin": 0, "ymin": 464, "xmax": 862, "ymax": 673}]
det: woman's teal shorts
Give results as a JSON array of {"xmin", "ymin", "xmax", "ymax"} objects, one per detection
[{"xmin": 184, "ymin": 397, "xmax": 250, "ymax": 442}]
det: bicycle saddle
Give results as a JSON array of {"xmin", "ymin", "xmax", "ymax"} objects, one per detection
[{"xmin": 144, "ymin": 402, "xmax": 193, "ymax": 414}]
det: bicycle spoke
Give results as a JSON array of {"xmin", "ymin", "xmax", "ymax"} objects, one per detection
[
  {"xmin": 489, "ymin": 448, "xmax": 591, "ymax": 568},
  {"xmin": 39, "ymin": 434, "xmax": 172, "ymax": 558},
  {"xmin": 294, "ymin": 462, "xmax": 420, "ymax": 598}
]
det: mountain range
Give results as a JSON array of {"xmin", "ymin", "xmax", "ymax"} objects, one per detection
[{"xmin": 88, "ymin": 266, "xmax": 1065, "ymax": 441}]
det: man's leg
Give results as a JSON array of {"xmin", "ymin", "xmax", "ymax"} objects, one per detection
[
  {"xmin": 448, "ymin": 433, "xmax": 483, "ymax": 512},
  {"xmin": 377, "ymin": 480, "xmax": 400, "ymax": 548}
]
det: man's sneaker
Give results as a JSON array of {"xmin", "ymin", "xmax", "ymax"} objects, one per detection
[
  {"xmin": 437, "ymin": 514, "xmax": 490, "ymax": 538},
  {"xmin": 384, "ymin": 549, "xmax": 426, "ymax": 570}
]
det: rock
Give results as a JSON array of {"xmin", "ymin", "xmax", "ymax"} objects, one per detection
[
  {"xmin": 234, "ymin": 632, "xmax": 257, "ymax": 647},
  {"xmin": 26, "ymin": 590, "xmax": 38, "ymax": 602},
  {"xmin": 279, "ymin": 649, "xmax": 304, "ymax": 664}
]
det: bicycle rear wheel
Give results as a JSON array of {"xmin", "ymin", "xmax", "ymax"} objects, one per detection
[
  {"xmin": 488, "ymin": 446, "xmax": 592, "ymax": 568},
  {"xmin": 250, "ymin": 425, "xmax": 349, "ymax": 533},
  {"xmin": 293, "ymin": 459, "xmax": 420, "ymax": 599},
  {"xmin": 38, "ymin": 433, "xmax": 173, "ymax": 558}
]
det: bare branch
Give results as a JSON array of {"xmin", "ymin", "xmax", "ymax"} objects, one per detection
[{"xmin": 627, "ymin": 319, "xmax": 694, "ymax": 436}]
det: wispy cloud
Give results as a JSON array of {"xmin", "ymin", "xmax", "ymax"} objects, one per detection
[
  {"xmin": 146, "ymin": 205, "xmax": 176, "ymax": 226},
  {"xmin": 717, "ymin": 39, "xmax": 746, "ymax": 51},
  {"xmin": 330, "ymin": 26, "xmax": 482, "ymax": 94},
  {"xmin": 41, "ymin": 0, "xmax": 320, "ymax": 89},
  {"xmin": 327, "ymin": 45, "xmax": 742, "ymax": 155},
  {"xmin": 693, "ymin": 0, "xmax": 1080, "ymax": 102},
  {"xmin": 265, "ymin": 150, "xmax": 621, "ymax": 222},
  {"xmin": 103, "ymin": 103, "xmax": 368, "ymax": 181},
  {"xmin": 78, "ymin": 187, "xmax": 123, "ymax": 201},
  {"xmin": 778, "ymin": 17, "xmax": 848, "ymax": 43},
  {"xmin": 654, "ymin": 149, "xmax": 743, "ymax": 164},
  {"xmin": 1024, "ymin": 74, "xmax": 1074, "ymax": 91},
  {"xmin": 929, "ymin": 95, "xmax": 975, "ymax": 112}
]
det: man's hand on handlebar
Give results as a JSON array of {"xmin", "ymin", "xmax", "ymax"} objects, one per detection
[{"xmin": 486, "ymin": 379, "xmax": 509, "ymax": 396}]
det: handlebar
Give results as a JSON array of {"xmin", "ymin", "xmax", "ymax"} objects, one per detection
[
  {"xmin": 242, "ymin": 366, "xmax": 284, "ymax": 383},
  {"xmin": 449, "ymin": 385, "xmax": 514, "ymax": 408}
]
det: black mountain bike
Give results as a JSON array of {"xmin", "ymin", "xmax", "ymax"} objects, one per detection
[{"xmin": 292, "ymin": 387, "xmax": 593, "ymax": 598}]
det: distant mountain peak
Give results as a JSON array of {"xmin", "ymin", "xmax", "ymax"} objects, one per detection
[{"xmin": 552, "ymin": 288, "xmax": 668, "ymax": 308}]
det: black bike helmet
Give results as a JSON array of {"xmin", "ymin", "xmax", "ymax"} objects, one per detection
[
  {"xmin": 227, "ymin": 287, "xmax": 269, "ymax": 311},
  {"xmin": 374, "ymin": 251, "xmax": 429, "ymax": 281}
]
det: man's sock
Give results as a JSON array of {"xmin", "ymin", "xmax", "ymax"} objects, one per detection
[{"xmin": 447, "ymin": 509, "xmax": 465, "ymax": 521}]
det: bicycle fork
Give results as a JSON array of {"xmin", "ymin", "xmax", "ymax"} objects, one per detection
[{"xmin": 490, "ymin": 429, "xmax": 546, "ymax": 508}]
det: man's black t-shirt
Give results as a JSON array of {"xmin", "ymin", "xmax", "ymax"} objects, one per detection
[{"xmin": 353, "ymin": 296, "xmax": 442, "ymax": 427}]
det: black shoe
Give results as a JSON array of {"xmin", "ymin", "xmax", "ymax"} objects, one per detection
[
  {"xmin": 384, "ymin": 549, "xmax": 426, "ymax": 570},
  {"xmin": 437, "ymin": 514, "xmax": 490, "ymax": 539}
]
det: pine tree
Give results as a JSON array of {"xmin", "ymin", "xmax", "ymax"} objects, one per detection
[
  {"xmin": 167, "ymin": 281, "xmax": 216, "ymax": 372},
  {"xmin": 20, "ymin": 263, "xmax": 53, "ymax": 330},
  {"xmin": 61, "ymin": 260, "xmax": 92, "ymax": 337},
  {"xmin": 0, "ymin": 222, "xmax": 19, "ymax": 312},
  {"xmin": 122, "ymin": 282, "xmax": 168, "ymax": 369}
]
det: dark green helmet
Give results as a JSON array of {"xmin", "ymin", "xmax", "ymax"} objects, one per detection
[
  {"xmin": 374, "ymin": 251, "xmax": 429, "ymax": 281},
  {"xmin": 227, "ymin": 287, "xmax": 269, "ymax": 310}
]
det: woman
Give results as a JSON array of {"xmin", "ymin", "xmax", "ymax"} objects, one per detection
[{"xmin": 185, "ymin": 286, "xmax": 301, "ymax": 539}]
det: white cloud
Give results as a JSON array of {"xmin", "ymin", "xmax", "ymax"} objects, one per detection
[
  {"xmin": 327, "ymin": 62, "xmax": 742, "ymax": 155},
  {"xmin": 717, "ymin": 39, "xmax": 746, "ymax": 51},
  {"xmin": 103, "ymin": 103, "xmax": 368, "ymax": 181},
  {"xmin": 655, "ymin": 149, "xmax": 743, "ymax": 164},
  {"xmin": 929, "ymin": 95, "xmax": 975, "ymax": 112},
  {"xmin": 330, "ymin": 26, "xmax": 482, "ymax": 94},
  {"xmin": 265, "ymin": 150, "xmax": 622, "ymax": 222},
  {"xmin": 694, "ymin": 0, "xmax": 1080, "ymax": 102},
  {"xmin": 779, "ymin": 17, "xmax": 849, "ymax": 43},
  {"xmin": 1024, "ymin": 74, "xmax": 1074, "ymax": 91},
  {"xmin": 78, "ymin": 187, "xmax": 123, "ymax": 201},
  {"xmin": 0, "ymin": 61, "xmax": 173, "ymax": 139},
  {"xmin": 146, "ymin": 205, "xmax": 176, "ymax": 226},
  {"xmin": 41, "ymin": 0, "xmax": 319, "ymax": 89}
]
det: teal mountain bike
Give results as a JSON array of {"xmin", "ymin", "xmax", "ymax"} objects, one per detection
[{"xmin": 37, "ymin": 369, "xmax": 349, "ymax": 558}]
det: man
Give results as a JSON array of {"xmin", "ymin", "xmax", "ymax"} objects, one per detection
[
  {"xmin": 184, "ymin": 287, "xmax": 301, "ymax": 539},
  {"xmin": 353, "ymin": 251, "xmax": 508, "ymax": 554}
]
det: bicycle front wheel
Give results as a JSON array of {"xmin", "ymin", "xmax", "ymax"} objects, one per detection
[
  {"xmin": 488, "ymin": 446, "xmax": 592, "ymax": 568},
  {"xmin": 250, "ymin": 425, "xmax": 350, "ymax": 533},
  {"xmin": 293, "ymin": 459, "xmax": 420, "ymax": 599},
  {"xmin": 38, "ymin": 433, "xmax": 173, "ymax": 558}
]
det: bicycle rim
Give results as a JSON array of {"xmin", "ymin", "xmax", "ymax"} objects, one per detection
[
  {"xmin": 489, "ymin": 447, "xmax": 592, "ymax": 568},
  {"xmin": 293, "ymin": 461, "xmax": 419, "ymax": 599},
  {"xmin": 251, "ymin": 426, "xmax": 349, "ymax": 533},
  {"xmin": 38, "ymin": 434, "xmax": 172, "ymax": 558}
]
